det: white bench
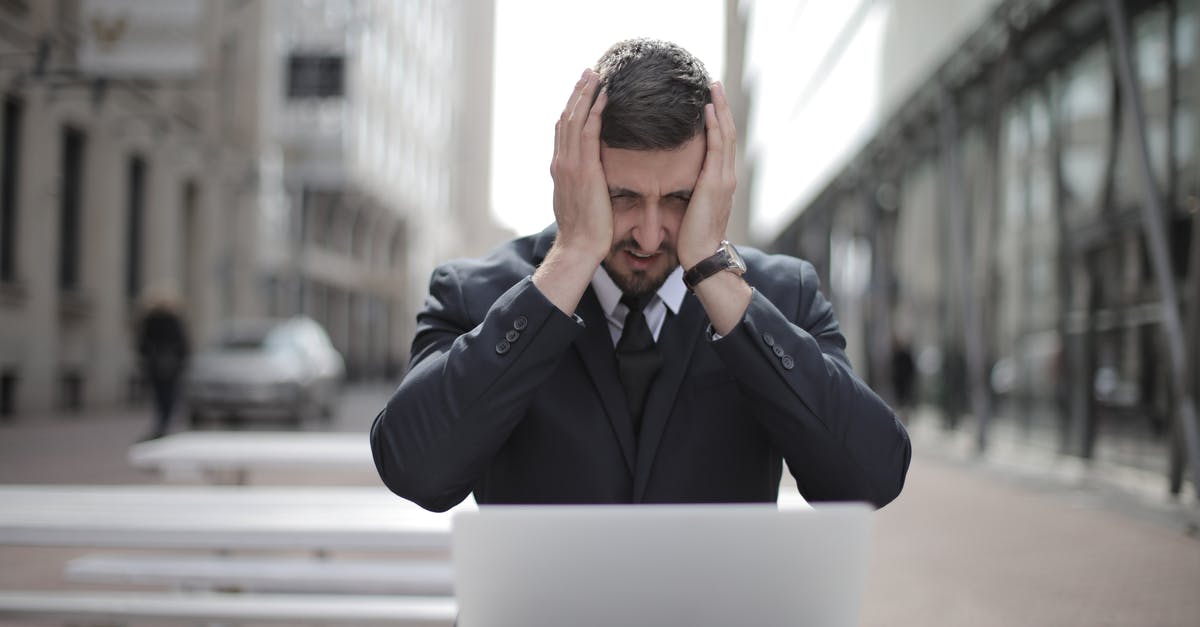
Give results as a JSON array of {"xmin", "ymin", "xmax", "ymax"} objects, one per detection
[
  {"xmin": 0, "ymin": 590, "xmax": 456, "ymax": 625},
  {"xmin": 0, "ymin": 484, "xmax": 472, "ymax": 552},
  {"xmin": 128, "ymin": 431, "xmax": 376, "ymax": 484},
  {"xmin": 66, "ymin": 553, "xmax": 455, "ymax": 595}
]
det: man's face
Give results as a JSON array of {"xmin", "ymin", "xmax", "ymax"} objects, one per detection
[{"xmin": 599, "ymin": 133, "xmax": 705, "ymax": 298}]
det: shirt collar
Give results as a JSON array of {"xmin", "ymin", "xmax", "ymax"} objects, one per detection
[{"xmin": 591, "ymin": 265, "xmax": 686, "ymax": 317}]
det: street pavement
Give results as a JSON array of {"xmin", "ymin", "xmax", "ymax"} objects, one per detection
[{"xmin": 1, "ymin": 383, "xmax": 1198, "ymax": 626}]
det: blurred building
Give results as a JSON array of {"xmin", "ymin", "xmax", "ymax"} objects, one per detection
[
  {"xmin": 738, "ymin": 0, "xmax": 1199, "ymax": 499},
  {"xmin": 0, "ymin": 0, "xmax": 503, "ymax": 417},
  {"xmin": 255, "ymin": 0, "xmax": 505, "ymax": 381}
]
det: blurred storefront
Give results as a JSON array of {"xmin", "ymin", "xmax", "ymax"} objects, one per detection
[
  {"xmin": 740, "ymin": 0, "xmax": 1199, "ymax": 500},
  {"xmin": 256, "ymin": 0, "xmax": 506, "ymax": 381},
  {"xmin": 0, "ymin": 0, "xmax": 504, "ymax": 417}
]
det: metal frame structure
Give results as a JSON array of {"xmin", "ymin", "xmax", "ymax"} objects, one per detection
[{"xmin": 768, "ymin": 0, "xmax": 1199, "ymax": 500}]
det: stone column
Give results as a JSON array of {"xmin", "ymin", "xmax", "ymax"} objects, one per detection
[
  {"xmin": 85, "ymin": 104, "xmax": 135, "ymax": 406},
  {"xmin": 16, "ymin": 86, "xmax": 59, "ymax": 412}
]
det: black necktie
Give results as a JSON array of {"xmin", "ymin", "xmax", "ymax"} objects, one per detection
[{"xmin": 616, "ymin": 294, "xmax": 663, "ymax": 435}]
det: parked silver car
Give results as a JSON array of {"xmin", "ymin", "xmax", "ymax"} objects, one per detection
[{"xmin": 186, "ymin": 316, "xmax": 345, "ymax": 427}]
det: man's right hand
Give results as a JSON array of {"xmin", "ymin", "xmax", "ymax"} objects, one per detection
[{"xmin": 534, "ymin": 69, "xmax": 611, "ymax": 315}]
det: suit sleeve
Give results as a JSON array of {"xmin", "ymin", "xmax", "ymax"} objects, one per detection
[
  {"xmin": 710, "ymin": 261, "xmax": 911, "ymax": 508},
  {"xmin": 370, "ymin": 266, "xmax": 584, "ymax": 512}
]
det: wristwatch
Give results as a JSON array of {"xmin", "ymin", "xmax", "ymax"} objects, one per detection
[{"xmin": 683, "ymin": 240, "xmax": 746, "ymax": 291}]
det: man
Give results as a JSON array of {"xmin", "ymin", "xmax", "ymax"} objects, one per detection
[
  {"xmin": 135, "ymin": 286, "xmax": 190, "ymax": 440},
  {"xmin": 371, "ymin": 39, "xmax": 910, "ymax": 512}
]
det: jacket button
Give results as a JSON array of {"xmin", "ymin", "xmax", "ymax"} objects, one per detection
[
  {"xmin": 505, "ymin": 329, "xmax": 520, "ymax": 342},
  {"xmin": 762, "ymin": 332, "xmax": 775, "ymax": 347},
  {"xmin": 781, "ymin": 355, "xmax": 795, "ymax": 370},
  {"xmin": 772, "ymin": 345, "xmax": 785, "ymax": 357},
  {"xmin": 495, "ymin": 340, "xmax": 511, "ymax": 355},
  {"xmin": 513, "ymin": 316, "xmax": 528, "ymax": 330}
]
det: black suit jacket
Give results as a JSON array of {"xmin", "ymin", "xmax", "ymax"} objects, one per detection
[{"xmin": 371, "ymin": 226, "xmax": 910, "ymax": 511}]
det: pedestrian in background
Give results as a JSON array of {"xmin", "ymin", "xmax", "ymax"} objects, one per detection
[
  {"xmin": 135, "ymin": 286, "xmax": 190, "ymax": 441},
  {"xmin": 891, "ymin": 335, "xmax": 916, "ymax": 423}
]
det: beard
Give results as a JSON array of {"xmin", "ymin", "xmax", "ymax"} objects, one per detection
[{"xmin": 600, "ymin": 236, "xmax": 678, "ymax": 299}]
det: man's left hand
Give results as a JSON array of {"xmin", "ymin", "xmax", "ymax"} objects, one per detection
[
  {"xmin": 678, "ymin": 81, "xmax": 751, "ymax": 337},
  {"xmin": 677, "ymin": 81, "xmax": 738, "ymax": 271}
]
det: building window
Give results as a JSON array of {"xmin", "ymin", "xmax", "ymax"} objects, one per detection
[
  {"xmin": 59, "ymin": 369, "xmax": 82, "ymax": 412},
  {"xmin": 0, "ymin": 368, "xmax": 15, "ymax": 418},
  {"xmin": 389, "ymin": 228, "xmax": 405, "ymax": 270},
  {"xmin": 0, "ymin": 96, "xmax": 20, "ymax": 282},
  {"xmin": 220, "ymin": 36, "xmax": 239, "ymax": 137},
  {"xmin": 1112, "ymin": 5, "xmax": 1171, "ymax": 209},
  {"xmin": 1058, "ymin": 42, "xmax": 1111, "ymax": 219},
  {"xmin": 286, "ymin": 53, "xmax": 344, "ymax": 99},
  {"xmin": 59, "ymin": 126, "xmax": 85, "ymax": 291},
  {"xmin": 126, "ymin": 155, "xmax": 146, "ymax": 302},
  {"xmin": 1173, "ymin": 0, "xmax": 1197, "ymax": 205}
]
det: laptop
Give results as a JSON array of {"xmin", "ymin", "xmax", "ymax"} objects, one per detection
[{"xmin": 451, "ymin": 502, "xmax": 873, "ymax": 627}]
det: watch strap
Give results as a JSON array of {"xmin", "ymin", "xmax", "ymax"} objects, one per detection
[
  {"xmin": 684, "ymin": 241, "xmax": 743, "ymax": 291},
  {"xmin": 683, "ymin": 253, "xmax": 728, "ymax": 291}
]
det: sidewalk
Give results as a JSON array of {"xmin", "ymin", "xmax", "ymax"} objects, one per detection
[
  {"xmin": 1, "ymin": 389, "xmax": 1198, "ymax": 626},
  {"xmin": 0, "ymin": 405, "xmax": 153, "ymax": 485},
  {"xmin": 861, "ymin": 448, "xmax": 1200, "ymax": 626}
]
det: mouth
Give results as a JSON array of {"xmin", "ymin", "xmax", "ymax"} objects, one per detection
[
  {"xmin": 608, "ymin": 238, "xmax": 676, "ymax": 277},
  {"xmin": 624, "ymin": 249, "xmax": 660, "ymax": 270}
]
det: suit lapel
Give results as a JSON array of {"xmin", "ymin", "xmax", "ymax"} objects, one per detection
[
  {"xmin": 532, "ymin": 224, "xmax": 704, "ymax": 487},
  {"xmin": 633, "ymin": 293, "xmax": 706, "ymax": 501},
  {"xmin": 572, "ymin": 289, "xmax": 637, "ymax": 475},
  {"xmin": 532, "ymin": 224, "xmax": 636, "ymax": 474}
]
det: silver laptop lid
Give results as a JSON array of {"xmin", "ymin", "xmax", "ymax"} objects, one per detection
[{"xmin": 452, "ymin": 503, "xmax": 872, "ymax": 627}]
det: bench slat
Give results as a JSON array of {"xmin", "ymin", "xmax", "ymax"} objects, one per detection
[
  {"xmin": 66, "ymin": 554, "xmax": 455, "ymax": 595},
  {"xmin": 0, "ymin": 485, "xmax": 472, "ymax": 552},
  {"xmin": 127, "ymin": 431, "xmax": 376, "ymax": 484},
  {"xmin": 0, "ymin": 590, "xmax": 457, "ymax": 625}
]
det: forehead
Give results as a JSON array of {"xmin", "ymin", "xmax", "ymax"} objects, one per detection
[{"xmin": 599, "ymin": 134, "xmax": 705, "ymax": 193}]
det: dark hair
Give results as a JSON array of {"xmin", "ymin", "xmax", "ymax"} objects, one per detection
[{"xmin": 594, "ymin": 38, "xmax": 712, "ymax": 150}]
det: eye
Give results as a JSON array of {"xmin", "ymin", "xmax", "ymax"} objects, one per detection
[
  {"xmin": 665, "ymin": 194, "xmax": 691, "ymax": 210},
  {"xmin": 610, "ymin": 192, "xmax": 638, "ymax": 210}
]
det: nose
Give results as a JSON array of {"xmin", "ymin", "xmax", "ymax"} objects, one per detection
[{"xmin": 632, "ymin": 202, "xmax": 664, "ymax": 252}]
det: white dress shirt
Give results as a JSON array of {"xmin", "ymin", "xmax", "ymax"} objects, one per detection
[{"xmin": 590, "ymin": 266, "xmax": 687, "ymax": 346}]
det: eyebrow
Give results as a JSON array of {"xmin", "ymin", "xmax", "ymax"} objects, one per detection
[{"xmin": 607, "ymin": 186, "xmax": 694, "ymax": 199}]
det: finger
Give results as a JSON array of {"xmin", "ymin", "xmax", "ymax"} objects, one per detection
[
  {"xmin": 561, "ymin": 69, "xmax": 589, "ymax": 124},
  {"xmin": 564, "ymin": 70, "xmax": 600, "ymax": 159},
  {"xmin": 711, "ymin": 82, "xmax": 737, "ymax": 147},
  {"xmin": 702, "ymin": 102, "xmax": 724, "ymax": 179},
  {"xmin": 711, "ymin": 83, "xmax": 738, "ymax": 184},
  {"xmin": 551, "ymin": 117, "xmax": 562, "ymax": 177},
  {"xmin": 580, "ymin": 89, "xmax": 607, "ymax": 165},
  {"xmin": 556, "ymin": 70, "xmax": 591, "ymax": 163}
]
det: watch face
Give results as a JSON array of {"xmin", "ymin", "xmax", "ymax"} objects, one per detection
[{"xmin": 722, "ymin": 241, "xmax": 747, "ymax": 274}]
